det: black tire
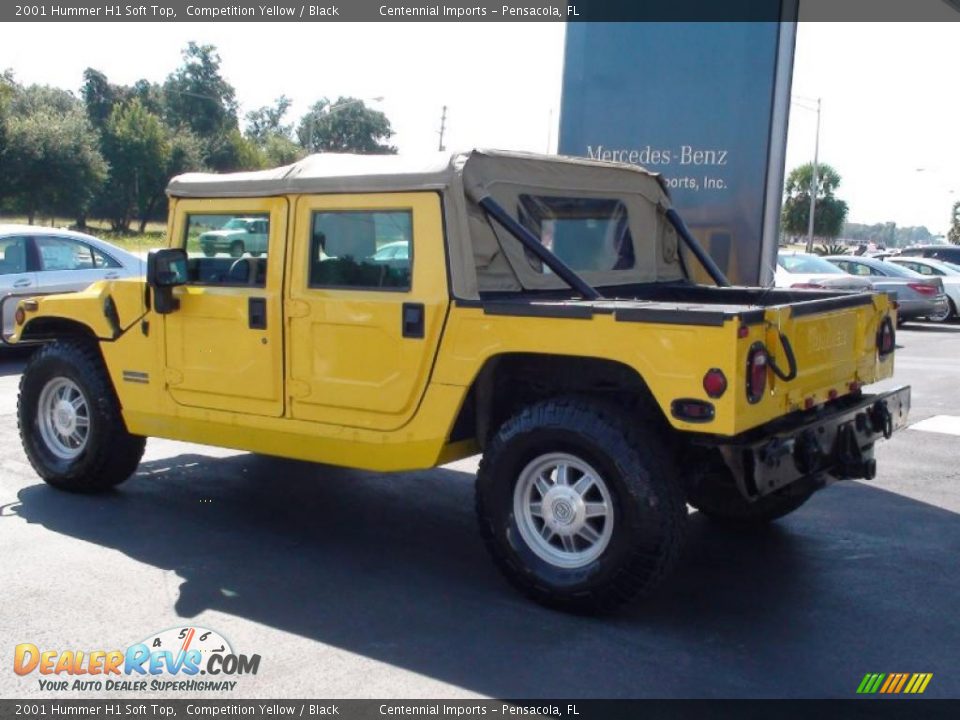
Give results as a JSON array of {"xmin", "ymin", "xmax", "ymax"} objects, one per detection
[
  {"xmin": 688, "ymin": 450, "xmax": 814, "ymax": 525},
  {"xmin": 17, "ymin": 339, "xmax": 146, "ymax": 493},
  {"xmin": 202, "ymin": 244, "xmax": 216, "ymax": 257},
  {"xmin": 928, "ymin": 297, "xmax": 956, "ymax": 324},
  {"xmin": 229, "ymin": 240, "xmax": 244, "ymax": 258},
  {"xmin": 476, "ymin": 397, "xmax": 687, "ymax": 613}
]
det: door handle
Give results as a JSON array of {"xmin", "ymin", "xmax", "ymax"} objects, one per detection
[
  {"xmin": 248, "ymin": 297, "xmax": 267, "ymax": 330},
  {"xmin": 402, "ymin": 302, "xmax": 425, "ymax": 338},
  {"xmin": 13, "ymin": 278, "xmax": 32, "ymax": 288},
  {"xmin": 105, "ymin": 271, "xmax": 120, "ymax": 279}
]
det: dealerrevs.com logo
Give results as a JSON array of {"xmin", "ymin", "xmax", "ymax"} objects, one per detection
[{"xmin": 14, "ymin": 627, "xmax": 260, "ymax": 692}]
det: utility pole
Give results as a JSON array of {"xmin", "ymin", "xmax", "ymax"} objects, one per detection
[
  {"xmin": 805, "ymin": 97, "xmax": 822, "ymax": 253},
  {"xmin": 438, "ymin": 105, "xmax": 447, "ymax": 152}
]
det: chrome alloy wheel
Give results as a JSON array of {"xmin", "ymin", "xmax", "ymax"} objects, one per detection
[
  {"xmin": 513, "ymin": 452, "xmax": 615, "ymax": 569},
  {"xmin": 37, "ymin": 377, "xmax": 90, "ymax": 460}
]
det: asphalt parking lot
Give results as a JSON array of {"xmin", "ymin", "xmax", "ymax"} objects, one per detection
[{"xmin": 1, "ymin": 324, "xmax": 959, "ymax": 700}]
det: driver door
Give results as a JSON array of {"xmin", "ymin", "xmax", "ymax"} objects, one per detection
[{"xmin": 163, "ymin": 197, "xmax": 288, "ymax": 417}]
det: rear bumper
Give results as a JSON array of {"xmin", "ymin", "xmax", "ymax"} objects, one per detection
[
  {"xmin": 712, "ymin": 386, "xmax": 911, "ymax": 499},
  {"xmin": 898, "ymin": 297, "xmax": 949, "ymax": 320}
]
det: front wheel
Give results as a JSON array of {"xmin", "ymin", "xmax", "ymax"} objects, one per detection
[
  {"xmin": 229, "ymin": 240, "xmax": 245, "ymax": 258},
  {"xmin": 476, "ymin": 397, "xmax": 687, "ymax": 613},
  {"xmin": 18, "ymin": 339, "xmax": 146, "ymax": 492}
]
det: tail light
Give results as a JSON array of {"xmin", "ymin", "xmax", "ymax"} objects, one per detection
[
  {"xmin": 791, "ymin": 282, "xmax": 825, "ymax": 289},
  {"xmin": 877, "ymin": 316, "xmax": 895, "ymax": 356},
  {"xmin": 907, "ymin": 282, "xmax": 938, "ymax": 297},
  {"xmin": 746, "ymin": 344, "xmax": 768, "ymax": 404},
  {"xmin": 702, "ymin": 368, "xmax": 727, "ymax": 398}
]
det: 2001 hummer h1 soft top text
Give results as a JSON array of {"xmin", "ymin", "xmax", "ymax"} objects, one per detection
[{"xmin": 11, "ymin": 150, "xmax": 909, "ymax": 612}]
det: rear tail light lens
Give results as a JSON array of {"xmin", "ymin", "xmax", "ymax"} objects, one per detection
[
  {"xmin": 877, "ymin": 316, "xmax": 896, "ymax": 356},
  {"xmin": 791, "ymin": 282, "xmax": 826, "ymax": 289},
  {"xmin": 746, "ymin": 344, "xmax": 768, "ymax": 404},
  {"xmin": 907, "ymin": 282, "xmax": 938, "ymax": 296},
  {"xmin": 702, "ymin": 368, "xmax": 727, "ymax": 398}
]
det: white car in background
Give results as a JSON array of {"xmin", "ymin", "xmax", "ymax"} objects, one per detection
[
  {"xmin": 0, "ymin": 225, "xmax": 143, "ymax": 341},
  {"xmin": 775, "ymin": 252, "xmax": 872, "ymax": 291},
  {"xmin": 886, "ymin": 255, "xmax": 960, "ymax": 321}
]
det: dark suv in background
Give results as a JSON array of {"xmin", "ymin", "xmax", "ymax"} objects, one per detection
[{"xmin": 899, "ymin": 245, "xmax": 960, "ymax": 264}]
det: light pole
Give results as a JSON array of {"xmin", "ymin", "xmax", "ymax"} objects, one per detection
[{"xmin": 793, "ymin": 96, "xmax": 822, "ymax": 252}]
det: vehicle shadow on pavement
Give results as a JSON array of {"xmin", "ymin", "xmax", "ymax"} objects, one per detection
[
  {"xmin": 12, "ymin": 453, "xmax": 960, "ymax": 698},
  {"xmin": 0, "ymin": 346, "xmax": 34, "ymax": 377},
  {"xmin": 900, "ymin": 323, "xmax": 960, "ymax": 333}
]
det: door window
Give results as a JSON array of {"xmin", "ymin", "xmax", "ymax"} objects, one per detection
[
  {"xmin": 308, "ymin": 210, "xmax": 412, "ymax": 290},
  {"xmin": 36, "ymin": 236, "xmax": 107, "ymax": 271},
  {"xmin": 182, "ymin": 213, "xmax": 270, "ymax": 287},
  {"xmin": 0, "ymin": 236, "xmax": 30, "ymax": 275}
]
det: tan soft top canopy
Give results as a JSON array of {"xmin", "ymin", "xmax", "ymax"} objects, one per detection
[{"xmin": 167, "ymin": 150, "xmax": 685, "ymax": 298}]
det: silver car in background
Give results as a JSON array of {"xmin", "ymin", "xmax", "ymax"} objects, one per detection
[
  {"xmin": 825, "ymin": 255, "xmax": 949, "ymax": 324},
  {"xmin": 0, "ymin": 225, "xmax": 144, "ymax": 341},
  {"xmin": 885, "ymin": 256, "xmax": 960, "ymax": 322},
  {"xmin": 775, "ymin": 252, "xmax": 873, "ymax": 291}
]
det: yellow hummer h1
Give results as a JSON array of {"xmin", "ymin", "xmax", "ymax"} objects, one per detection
[{"xmin": 11, "ymin": 150, "xmax": 909, "ymax": 612}]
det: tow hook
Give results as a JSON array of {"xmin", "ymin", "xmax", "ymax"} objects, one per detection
[
  {"xmin": 835, "ymin": 423, "xmax": 877, "ymax": 480},
  {"xmin": 870, "ymin": 401, "xmax": 894, "ymax": 440},
  {"xmin": 793, "ymin": 429, "xmax": 823, "ymax": 475}
]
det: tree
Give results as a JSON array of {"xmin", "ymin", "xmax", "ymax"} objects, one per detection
[
  {"xmin": 949, "ymin": 201, "xmax": 960, "ymax": 246},
  {"xmin": 245, "ymin": 95, "xmax": 293, "ymax": 144},
  {"xmin": 163, "ymin": 42, "xmax": 238, "ymax": 141},
  {"xmin": 296, "ymin": 97, "xmax": 396, "ymax": 154},
  {"xmin": 781, "ymin": 162, "xmax": 849, "ymax": 244},
  {"xmin": 3, "ymin": 97, "xmax": 106, "ymax": 224},
  {"xmin": 95, "ymin": 99, "xmax": 171, "ymax": 232}
]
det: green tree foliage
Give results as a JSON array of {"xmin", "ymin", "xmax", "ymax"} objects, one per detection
[
  {"xmin": 245, "ymin": 95, "xmax": 293, "ymax": 144},
  {"xmin": 813, "ymin": 243, "xmax": 849, "ymax": 256},
  {"xmin": 844, "ymin": 222, "xmax": 932, "ymax": 248},
  {"xmin": 163, "ymin": 42, "xmax": 238, "ymax": 141},
  {"xmin": 262, "ymin": 134, "xmax": 305, "ymax": 166},
  {"xmin": 95, "ymin": 99, "xmax": 172, "ymax": 232},
  {"xmin": 3, "ymin": 94, "xmax": 106, "ymax": 224},
  {"xmin": 949, "ymin": 201, "xmax": 960, "ymax": 246},
  {"xmin": 0, "ymin": 71, "xmax": 15, "ymax": 197},
  {"xmin": 781, "ymin": 163, "xmax": 849, "ymax": 241},
  {"xmin": 245, "ymin": 95, "xmax": 304, "ymax": 167},
  {"xmin": 297, "ymin": 97, "xmax": 396, "ymax": 154}
]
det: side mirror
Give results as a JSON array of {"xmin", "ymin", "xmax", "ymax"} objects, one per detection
[{"xmin": 146, "ymin": 249, "xmax": 188, "ymax": 314}]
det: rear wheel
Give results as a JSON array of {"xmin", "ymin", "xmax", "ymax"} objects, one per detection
[
  {"xmin": 18, "ymin": 339, "xmax": 145, "ymax": 492},
  {"xmin": 229, "ymin": 240, "xmax": 244, "ymax": 258},
  {"xmin": 476, "ymin": 397, "xmax": 686, "ymax": 613},
  {"xmin": 928, "ymin": 297, "xmax": 956, "ymax": 323}
]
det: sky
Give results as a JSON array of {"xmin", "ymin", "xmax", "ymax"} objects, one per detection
[{"xmin": 4, "ymin": 21, "xmax": 959, "ymax": 234}]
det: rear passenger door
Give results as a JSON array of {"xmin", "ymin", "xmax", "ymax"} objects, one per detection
[
  {"xmin": 34, "ymin": 235, "xmax": 123, "ymax": 294},
  {"xmin": 286, "ymin": 193, "xmax": 449, "ymax": 431}
]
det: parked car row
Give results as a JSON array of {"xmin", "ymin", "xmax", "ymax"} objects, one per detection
[
  {"xmin": 0, "ymin": 225, "xmax": 144, "ymax": 340},
  {"xmin": 776, "ymin": 250, "xmax": 955, "ymax": 324}
]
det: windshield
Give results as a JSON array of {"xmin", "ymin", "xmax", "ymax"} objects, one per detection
[
  {"xmin": 778, "ymin": 254, "xmax": 845, "ymax": 274},
  {"xmin": 222, "ymin": 219, "xmax": 248, "ymax": 230}
]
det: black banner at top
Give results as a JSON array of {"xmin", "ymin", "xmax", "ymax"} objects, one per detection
[{"xmin": 3, "ymin": 0, "xmax": 960, "ymax": 22}]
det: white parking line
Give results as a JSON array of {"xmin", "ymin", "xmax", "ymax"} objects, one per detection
[{"xmin": 909, "ymin": 415, "xmax": 960, "ymax": 437}]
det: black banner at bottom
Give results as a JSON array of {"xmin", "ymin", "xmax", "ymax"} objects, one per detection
[{"xmin": 2, "ymin": 700, "xmax": 960, "ymax": 720}]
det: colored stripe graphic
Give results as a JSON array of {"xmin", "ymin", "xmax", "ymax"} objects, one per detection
[{"xmin": 857, "ymin": 673, "xmax": 932, "ymax": 694}]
